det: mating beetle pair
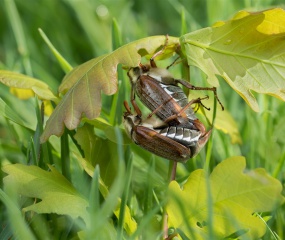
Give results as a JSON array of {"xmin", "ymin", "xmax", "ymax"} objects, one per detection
[{"xmin": 123, "ymin": 43, "xmax": 222, "ymax": 162}]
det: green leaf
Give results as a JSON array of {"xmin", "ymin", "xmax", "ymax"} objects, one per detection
[
  {"xmin": 192, "ymin": 92, "xmax": 242, "ymax": 144},
  {"xmin": 75, "ymin": 154, "xmax": 137, "ymax": 235},
  {"xmin": 2, "ymin": 164, "xmax": 89, "ymax": 224},
  {"xmin": 167, "ymin": 156, "xmax": 285, "ymax": 239},
  {"xmin": 83, "ymin": 118, "xmax": 132, "ymax": 144},
  {"xmin": 181, "ymin": 8, "xmax": 285, "ymax": 112},
  {"xmin": 40, "ymin": 35, "xmax": 179, "ymax": 142},
  {"xmin": 0, "ymin": 70, "xmax": 58, "ymax": 102}
]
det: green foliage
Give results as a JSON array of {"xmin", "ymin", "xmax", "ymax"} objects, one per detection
[
  {"xmin": 181, "ymin": 8, "xmax": 285, "ymax": 112},
  {"xmin": 0, "ymin": 0, "xmax": 285, "ymax": 239},
  {"xmin": 167, "ymin": 156, "xmax": 284, "ymax": 239},
  {"xmin": 3, "ymin": 164, "xmax": 89, "ymax": 221},
  {"xmin": 0, "ymin": 70, "xmax": 57, "ymax": 102}
]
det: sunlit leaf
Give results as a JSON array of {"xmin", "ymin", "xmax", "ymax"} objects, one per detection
[
  {"xmin": 167, "ymin": 156, "xmax": 285, "ymax": 239},
  {"xmin": 192, "ymin": 92, "xmax": 242, "ymax": 144},
  {"xmin": 0, "ymin": 70, "xmax": 58, "ymax": 102},
  {"xmin": 181, "ymin": 8, "xmax": 285, "ymax": 112},
  {"xmin": 40, "ymin": 36, "xmax": 180, "ymax": 142},
  {"xmin": 2, "ymin": 164, "xmax": 89, "ymax": 224},
  {"xmin": 213, "ymin": 108, "xmax": 241, "ymax": 144}
]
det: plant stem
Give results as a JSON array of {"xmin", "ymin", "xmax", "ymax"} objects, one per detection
[{"xmin": 163, "ymin": 161, "xmax": 178, "ymax": 238}]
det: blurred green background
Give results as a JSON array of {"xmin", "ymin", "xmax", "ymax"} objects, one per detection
[{"xmin": 1, "ymin": 0, "xmax": 285, "ymax": 239}]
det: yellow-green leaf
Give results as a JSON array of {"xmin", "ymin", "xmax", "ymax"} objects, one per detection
[
  {"xmin": 192, "ymin": 92, "xmax": 242, "ymax": 144},
  {"xmin": 2, "ymin": 164, "xmax": 89, "ymax": 223},
  {"xmin": 40, "ymin": 35, "xmax": 179, "ymax": 142},
  {"xmin": 181, "ymin": 8, "xmax": 285, "ymax": 112},
  {"xmin": 167, "ymin": 156, "xmax": 284, "ymax": 239},
  {"xmin": 0, "ymin": 70, "xmax": 58, "ymax": 102}
]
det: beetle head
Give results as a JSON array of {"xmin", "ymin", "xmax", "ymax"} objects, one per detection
[
  {"xmin": 123, "ymin": 111, "xmax": 141, "ymax": 138},
  {"xmin": 127, "ymin": 66, "xmax": 143, "ymax": 85}
]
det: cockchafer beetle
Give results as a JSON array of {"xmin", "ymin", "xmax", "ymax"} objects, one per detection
[
  {"xmin": 127, "ymin": 38, "xmax": 223, "ymax": 131},
  {"xmin": 127, "ymin": 63, "xmax": 213, "ymax": 132},
  {"xmin": 123, "ymin": 101, "xmax": 212, "ymax": 162}
]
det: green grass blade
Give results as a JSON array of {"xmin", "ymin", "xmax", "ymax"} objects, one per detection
[
  {"xmin": 117, "ymin": 153, "xmax": 133, "ymax": 240},
  {"xmin": 0, "ymin": 98, "xmax": 33, "ymax": 130},
  {"xmin": 38, "ymin": 28, "xmax": 73, "ymax": 74},
  {"xmin": 89, "ymin": 165, "xmax": 100, "ymax": 214},
  {"xmin": 110, "ymin": 18, "xmax": 124, "ymax": 126},
  {"xmin": 4, "ymin": 0, "xmax": 32, "ymax": 75},
  {"xmin": 0, "ymin": 189, "xmax": 36, "ymax": 240}
]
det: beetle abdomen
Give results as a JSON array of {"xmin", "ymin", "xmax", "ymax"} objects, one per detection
[{"xmin": 158, "ymin": 126, "xmax": 201, "ymax": 147}]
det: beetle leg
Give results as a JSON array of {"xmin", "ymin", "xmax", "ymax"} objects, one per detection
[
  {"xmin": 131, "ymin": 99, "xmax": 142, "ymax": 117},
  {"xmin": 174, "ymin": 79, "xmax": 224, "ymax": 111},
  {"xmin": 163, "ymin": 97, "xmax": 209, "ymax": 124},
  {"xmin": 129, "ymin": 86, "xmax": 142, "ymax": 117},
  {"xmin": 147, "ymin": 97, "xmax": 173, "ymax": 119},
  {"xmin": 166, "ymin": 56, "xmax": 181, "ymax": 69},
  {"xmin": 150, "ymin": 35, "xmax": 169, "ymax": 68},
  {"xmin": 123, "ymin": 100, "xmax": 132, "ymax": 113}
]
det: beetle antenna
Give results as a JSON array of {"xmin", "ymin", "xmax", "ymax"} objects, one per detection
[
  {"xmin": 166, "ymin": 56, "xmax": 181, "ymax": 69},
  {"xmin": 197, "ymin": 96, "xmax": 211, "ymax": 111}
]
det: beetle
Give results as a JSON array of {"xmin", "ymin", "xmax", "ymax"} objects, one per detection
[
  {"xmin": 127, "ymin": 41, "xmax": 223, "ymax": 131},
  {"xmin": 127, "ymin": 62, "xmax": 213, "ymax": 132},
  {"xmin": 123, "ymin": 101, "xmax": 212, "ymax": 162}
]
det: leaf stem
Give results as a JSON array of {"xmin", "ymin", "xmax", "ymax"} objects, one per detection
[
  {"xmin": 4, "ymin": 0, "xmax": 33, "ymax": 76},
  {"xmin": 61, "ymin": 130, "xmax": 71, "ymax": 181}
]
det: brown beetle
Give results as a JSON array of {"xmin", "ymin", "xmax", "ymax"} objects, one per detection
[
  {"xmin": 127, "ymin": 39, "xmax": 223, "ymax": 131},
  {"xmin": 123, "ymin": 101, "xmax": 212, "ymax": 162},
  {"xmin": 128, "ymin": 62, "xmax": 215, "ymax": 133}
]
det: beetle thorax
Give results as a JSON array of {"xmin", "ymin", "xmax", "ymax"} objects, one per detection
[{"xmin": 146, "ymin": 68, "xmax": 175, "ymax": 85}]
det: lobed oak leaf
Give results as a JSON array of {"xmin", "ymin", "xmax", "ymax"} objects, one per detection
[
  {"xmin": 181, "ymin": 8, "xmax": 285, "ymax": 112},
  {"xmin": 2, "ymin": 164, "xmax": 89, "ymax": 223},
  {"xmin": 40, "ymin": 36, "xmax": 179, "ymax": 142},
  {"xmin": 167, "ymin": 156, "xmax": 285, "ymax": 239}
]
